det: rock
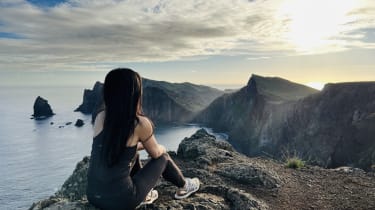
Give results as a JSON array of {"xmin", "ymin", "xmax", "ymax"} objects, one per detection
[
  {"xmin": 332, "ymin": 166, "xmax": 365, "ymax": 175},
  {"xmin": 75, "ymin": 119, "xmax": 84, "ymax": 127},
  {"xmin": 226, "ymin": 188, "xmax": 269, "ymax": 210},
  {"xmin": 216, "ymin": 163, "xmax": 280, "ymax": 188},
  {"xmin": 50, "ymin": 122, "xmax": 54, "ymax": 125},
  {"xmin": 178, "ymin": 129, "xmax": 280, "ymax": 189},
  {"xmin": 29, "ymin": 197, "xmax": 99, "ymax": 210},
  {"xmin": 30, "ymin": 129, "xmax": 276, "ymax": 210},
  {"xmin": 32, "ymin": 96, "xmax": 55, "ymax": 119},
  {"xmin": 56, "ymin": 156, "xmax": 90, "ymax": 200}
]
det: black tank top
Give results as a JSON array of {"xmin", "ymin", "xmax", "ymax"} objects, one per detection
[{"xmin": 86, "ymin": 130, "xmax": 137, "ymax": 199}]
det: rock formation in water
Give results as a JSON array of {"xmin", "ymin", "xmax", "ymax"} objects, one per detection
[
  {"xmin": 75, "ymin": 79, "xmax": 223, "ymax": 123},
  {"xmin": 195, "ymin": 74, "xmax": 375, "ymax": 170},
  {"xmin": 29, "ymin": 129, "xmax": 375, "ymax": 210},
  {"xmin": 75, "ymin": 119, "xmax": 84, "ymax": 127},
  {"xmin": 32, "ymin": 96, "xmax": 55, "ymax": 119}
]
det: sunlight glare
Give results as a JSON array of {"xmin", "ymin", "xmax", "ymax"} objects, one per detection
[
  {"xmin": 306, "ymin": 82, "xmax": 325, "ymax": 91},
  {"xmin": 278, "ymin": 0, "xmax": 359, "ymax": 53}
]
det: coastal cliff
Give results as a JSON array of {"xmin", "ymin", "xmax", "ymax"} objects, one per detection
[
  {"xmin": 75, "ymin": 75, "xmax": 375, "ymax": 170},
  {"xmin": 195, "ymin": 74, "xmax": 375, "ymax": 171},
  {"xmin": 194, "ymin": 75, "xmax": 317, "ymax": 155},
  {"xmin": 75, "ymin": 79, "xmax": 223, "ymax": 123},
  {"xmin": 280, "ymin": 82, "xmax": 375, "ymax": 170},
  {"xmin": 30, "ymin": 129, "xmax": 375, "ymax": 210}
]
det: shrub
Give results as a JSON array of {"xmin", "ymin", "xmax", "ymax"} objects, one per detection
[{"xmin": 286, "ymin": 157, "xmax": 305, "ymax": 169}]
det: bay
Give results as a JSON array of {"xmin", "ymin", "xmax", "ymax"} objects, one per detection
[{"xmin": 0, "ymin": 86, "xmax": 224, "ymax": 209}]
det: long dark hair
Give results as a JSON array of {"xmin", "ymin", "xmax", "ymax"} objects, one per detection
[{"xmin": 102, "ymin": 68, "xmax": 143, "ymax": 167}]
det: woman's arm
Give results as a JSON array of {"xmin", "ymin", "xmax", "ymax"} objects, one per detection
[
  {"xmin": 135, "ymin": 116, "xmax": 166, "ymax": 158},
  {"xmin": 137, "ymin": 142, "xmax": 144, "ymax": 151}
]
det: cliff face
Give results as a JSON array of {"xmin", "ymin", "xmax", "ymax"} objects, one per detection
[
  {"xmin": 75, "ymin": 79, "xmax": 223, "ymax": 123},
  {"xmin": 278, "ymin": 82, "xmax": 375, "ymax": 169},
  {"xmin": 195, "ymin": 75, "xmax": 375, "ymax": 170},
  {"xmin": 142, "ymin": 86, "xmax": 193, "ymax": 122},
  {"xmin": 29, "ymin": 129, "xmax": 375, "ymax": 210},
  {"xmin": 75, "ymin": 81, "xmax": 103, "ymax": 115},
  {"xmin": 195, "ymin": 74, "xmax": 317, "ymax": 156}
]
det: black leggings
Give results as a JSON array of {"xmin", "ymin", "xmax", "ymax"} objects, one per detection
[{"xmin": 130, "ymin": 152, "xmax": 186, "ymax": 207}]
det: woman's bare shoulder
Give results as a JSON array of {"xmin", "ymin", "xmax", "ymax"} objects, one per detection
[
  {"xmin": 93, "ymin": 111, "xmax": 105, "ymax": 137},
  {"xmin": 135, "ymin": 116, "xmax": 153, "ymax": 139},
  {"xmin": 136, "ymin": 115, "xmax": 152, "ymax": 129}
]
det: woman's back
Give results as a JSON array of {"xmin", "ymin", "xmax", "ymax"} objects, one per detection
[
  {"xmin": 86, "ymin": 111, "xmax": 139, "ymax": 209},
  {"xmin": 87, "ymin": 130, "xmax": 136, "ymax": 190}
]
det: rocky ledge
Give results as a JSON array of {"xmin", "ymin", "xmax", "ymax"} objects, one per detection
[{"xmin": 30, "ymin": 129, "xmax": 375, "ymax": 210}]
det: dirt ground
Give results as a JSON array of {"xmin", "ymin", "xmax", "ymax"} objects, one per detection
[{"xmin": 231, "ymin": 157, "xmax": 375, "ymax": 210}]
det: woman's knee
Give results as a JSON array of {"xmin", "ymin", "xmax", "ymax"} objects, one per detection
[
  {"xmin": 148, "ymin": 152, "xmax": 169, "ymax": 163},
  {"xmin": 157, "ymin": 152, "xmax": 170, "ymax": 161}
]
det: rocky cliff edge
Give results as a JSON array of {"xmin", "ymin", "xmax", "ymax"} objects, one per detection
[{"xmin": 30, "ymin": 129, "xmax": 375, "ymax": 210}]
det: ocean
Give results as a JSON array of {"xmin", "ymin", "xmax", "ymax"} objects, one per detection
[{"xmin": 0, "ymin": 83, "xmax": 227, "ymax": 210}]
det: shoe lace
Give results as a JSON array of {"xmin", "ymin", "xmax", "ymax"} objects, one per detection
[{"xmin": 185, "ymin": 179, "xmax": 196, "ymax": 192}]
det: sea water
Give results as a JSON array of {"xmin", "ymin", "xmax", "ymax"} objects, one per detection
[{"xmin": 0, "ymin": 84, "xmax": 227, "ymax": 209}]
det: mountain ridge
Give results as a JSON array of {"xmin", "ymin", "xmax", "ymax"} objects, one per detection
[{"xmin": 248, "ymin": 74, "xmax": 319, "ymax": 102}]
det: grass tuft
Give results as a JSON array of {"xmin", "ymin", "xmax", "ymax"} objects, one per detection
[{"xmin": 285, "ymin": 157, "xmax": 305, "ymax": 169}]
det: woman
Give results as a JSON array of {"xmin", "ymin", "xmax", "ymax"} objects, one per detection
[{"xmin": 86, "ymin": 68, "xmax": 200, "ymax": 210}]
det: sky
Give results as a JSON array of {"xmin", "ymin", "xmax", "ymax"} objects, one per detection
[{"xmin": 0, "ymin": 0, "xmax": 375, "ymax": 89}]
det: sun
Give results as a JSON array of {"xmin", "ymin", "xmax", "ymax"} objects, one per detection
[
  {"xmin": 306, "ymin": 82, "xmax": 325, "ymax": 91},
  {"xmin": 277, "ymin": 0, "xmax": 359, "ymax": 53}
]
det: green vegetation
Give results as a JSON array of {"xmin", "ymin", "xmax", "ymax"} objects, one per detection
[{"xmin": 285, "ymin": 157, "xmax": 305, "ymax": 169}]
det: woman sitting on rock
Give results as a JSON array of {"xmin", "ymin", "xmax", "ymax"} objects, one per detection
[{"xmin": 86, "ymin": 68, "xmax": 200, "ymax": 210}]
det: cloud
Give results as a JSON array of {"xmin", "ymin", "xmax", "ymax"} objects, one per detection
[
  {"xmin": 0, "ymin": 0, "xmax": 374, "ymax": 71},
  {"xmin": 247, "ymin": 56, "xmax": 270, "ymax": 60}
]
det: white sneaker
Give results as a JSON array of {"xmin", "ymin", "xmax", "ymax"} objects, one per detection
[
  {"xmin": 174, "ymin": 177, "xmax": 200, "ymax": 199},
  {"xmin": 141, "ymin": 189, "xmax": 158, "ymax": 205}
]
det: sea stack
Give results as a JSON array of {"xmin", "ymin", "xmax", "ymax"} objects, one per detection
[
  {"xmin": 32, "ymin": 96, "xmax": 55, "ymax": 120},
  {"xmin": 75, "ymin": 119, "xmax": 84, "ymax": 127}
]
